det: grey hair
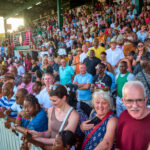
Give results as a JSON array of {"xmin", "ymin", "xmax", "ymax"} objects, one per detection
[
  {"xmin": 92, "ymin": 89, "xmax": 113, "ymax": 110},
  {"xmin": 122, "ymin": 81, "xmax": 147, "ymax": 98}
]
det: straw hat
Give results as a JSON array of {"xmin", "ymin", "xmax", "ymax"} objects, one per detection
[{"xmin": 110, "ymin": 37, "xmax": 117, "ymax": 44}]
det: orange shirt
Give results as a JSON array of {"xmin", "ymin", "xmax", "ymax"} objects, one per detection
[{"xmin": 75, "ymin": 55, "xmax": 80, "ymax": 75}]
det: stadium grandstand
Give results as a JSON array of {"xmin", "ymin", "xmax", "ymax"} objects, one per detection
[{"xmin": 0, "ymin": 0, "xmax": 150, "ymax": 149}]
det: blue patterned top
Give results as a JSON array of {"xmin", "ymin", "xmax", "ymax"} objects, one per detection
[{"xmin": 83, "ymin": 111, "xmax": 115, "ymax": 150}]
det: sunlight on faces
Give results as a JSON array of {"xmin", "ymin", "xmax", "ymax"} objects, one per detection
[
  {"xmin": 123, "ymin": 84, "xmax": 147, "ymax": 120},
  {"xmin": 94, "ymin": 97, "xmax": 110, "ymax": 118},
  {"xmin": 61, "ymin": 59, "xmax": 66, "ymax": 67},
  {"xmin": 44, "ymin": 74, "xmax": 54, "ymax": 87},
  {"xmin": 92, "ymin": 90, "xmax": 112, "ymax": 118},
  {"xmin": 79, "ymin": 64, "xmax": 86, "ymax": 75},
  {"xmin": 49, "ymin": 95, "xmax": 65, "ymax": 107}
]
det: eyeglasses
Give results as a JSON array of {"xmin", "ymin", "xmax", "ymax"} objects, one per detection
[
  {"xmin": 138, "ymin": 45, "xmax": 144, "ymax": 47},
  {"xmin": 124, "ymin": 98, "xmax": 145, "ymax": 106}
]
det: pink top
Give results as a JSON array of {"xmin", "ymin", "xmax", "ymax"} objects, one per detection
[
  {"xmin": 18, "ymin": 82, "xmax": 33, "ymax": 94},
  {"xmin": 25, "ymin": 59, "xmax": 32, "ymax": 71},
  {"xmin": 145, "ymin": 18, "xmax": 150, "ymax": 24}
]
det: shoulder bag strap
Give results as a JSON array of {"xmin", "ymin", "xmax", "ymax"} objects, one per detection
[
  {"xmin": 81, "ymin": 111, "xmax": 113, "ymax": 150},
  {"xmin": 141, "ymin": 71, "xmax": 150, "ymax": 90},
  {"xmin": 59, "ymin": 107, "xmax": 74, "ymax": 133}
]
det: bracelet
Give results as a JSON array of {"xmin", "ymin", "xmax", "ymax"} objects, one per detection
[
  {"xmin": 16, "ymin": 116, "xmax": 22, "ymax": 120},
  {"xmin": 42, "ymin": 132, "xmax": 45, "ymax": 137}
]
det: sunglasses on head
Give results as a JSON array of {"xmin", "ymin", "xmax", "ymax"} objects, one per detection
[{"xmin": 49, "ymin": 85, "xmax": 58, "ymax": 91}]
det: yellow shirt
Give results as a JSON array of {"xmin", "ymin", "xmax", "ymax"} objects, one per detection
[
  {"xmin": 88, "ymin": 47, "xmax": 105, "ymax": 59},
  {"xmin": 2, "ymin": 61, "xmax": 4, "ymax": 66}
]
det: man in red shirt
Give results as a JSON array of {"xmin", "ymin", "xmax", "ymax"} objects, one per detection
[{"xmin": 116, "ymin": 81, "xmax": 150, "ymax": 150}]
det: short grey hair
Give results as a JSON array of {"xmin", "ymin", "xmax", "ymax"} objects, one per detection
[
  {"xmin": 122, "ymin": 81, "xmax": 147, "ymax": 98},
  {"xmin": 92, "ymin": 89, "xmax": 113, "ymax": 110}
]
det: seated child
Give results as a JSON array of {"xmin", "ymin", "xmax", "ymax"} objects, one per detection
[{"xmin": 59, "ymin": 130, "xmax": 76, "ymax": 150}]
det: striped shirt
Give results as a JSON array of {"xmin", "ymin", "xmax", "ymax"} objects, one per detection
[{"xmin": 0, "ymin": 96, "xmax": 17, "ymax": 117}]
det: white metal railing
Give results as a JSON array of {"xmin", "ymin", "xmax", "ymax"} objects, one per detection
[
  {"xmin": 12, "ymin": 29, "xmax": 33, "ymax": 46},
  {"xmin": 0, "ymin": 119, "xmax": 42, "ymax": 150}
]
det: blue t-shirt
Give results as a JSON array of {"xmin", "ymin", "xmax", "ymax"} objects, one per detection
[
  {"xmin": 105, "ymin": 71, "xmax": 116, "ymax": 91},
  {"xmin": 73, "ymin": 73, "xmax": 93, "ymax": 101},
  {"xmin": 22, "ymin": 109, "xmax": 48, "ymax": 132},
  {"xmin": 136, "ymin": 31, "xmax": 147, "ymax": 42},
  {"xmin": 59, "ymin": 65, "xmax": 74, "ymax": 85}
]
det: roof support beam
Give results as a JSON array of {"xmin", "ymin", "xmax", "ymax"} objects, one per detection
[{"xmin": 4, "ymin": 0, "xmax": 43, "ymax": 19}]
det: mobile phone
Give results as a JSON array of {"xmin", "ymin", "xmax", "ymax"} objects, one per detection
[{"xmin": 87, "ymin": 116, "xmax": 101, "ymax": 126}]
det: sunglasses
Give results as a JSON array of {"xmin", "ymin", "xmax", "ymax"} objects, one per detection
[{"xmin": 138, "ymin": 45, "xmax": 144, "ymax": 47}]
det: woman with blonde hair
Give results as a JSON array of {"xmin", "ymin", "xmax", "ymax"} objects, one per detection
[
  {"xmin": 41, "ymin": 57, "xmax": 49, "ymax": 73},
  {"xmin": 80, "ymin": 89, "xmax": 117, "ymax": 150}
]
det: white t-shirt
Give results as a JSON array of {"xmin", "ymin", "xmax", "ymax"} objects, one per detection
[
  {"xmin": 34, "ymin": 92, "xmax": 41, "ymax": 105},
  {"xmin": 85, "ymin": 37, "xmax": 93, "ymax": 43},
  {"xmin": 38, "ymin": 88, "xmax": 52, "ymax": 109},
  {"xmin": 39, "ymin": 51, "xmax": 49, "ymax": 58},
  {"xmin": 65, "ymin": 40, "xmax": 71, "ymax": 48},
  {"xmin": 106, "ymin": 47, "xmax": 125, "ymax": 66},
  {"xmin": 80, "ymin": 52, "xmax": 87, "ymax": 63},
  {"xmin": 17, "ymin": 65, "xmax": 25, "ymax": 76}
]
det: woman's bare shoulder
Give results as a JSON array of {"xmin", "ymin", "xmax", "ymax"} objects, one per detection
[{"xmin": 69, "ymin": 109, "xmax": 79, "ymax": 120}]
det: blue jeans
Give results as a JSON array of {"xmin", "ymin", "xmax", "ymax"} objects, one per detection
[{"xmin": 116, "ymin": 96, "xmax": 126, "ymax": 117}]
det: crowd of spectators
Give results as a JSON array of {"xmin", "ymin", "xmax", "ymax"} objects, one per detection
[{"xmin": 0, "ymin": 0, "xmax": 150, "ymax": 149}]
